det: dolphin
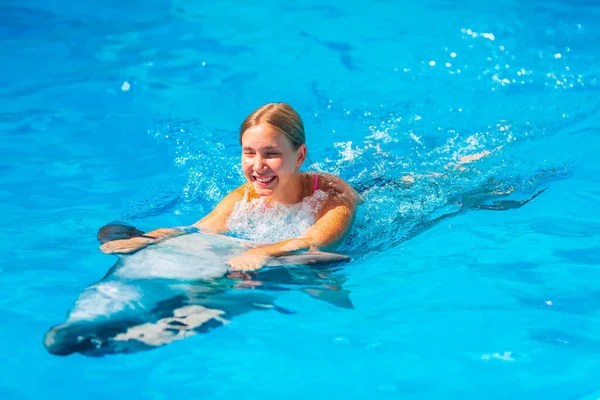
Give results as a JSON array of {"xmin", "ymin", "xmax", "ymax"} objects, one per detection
[{"xmin": 43, "ymin": 224, "xmax": 352, "ymax": 356}]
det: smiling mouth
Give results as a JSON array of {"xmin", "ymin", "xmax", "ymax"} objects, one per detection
[{"xmin": 253, "ymin": 175, "xmax": 277, "ymax": 185}]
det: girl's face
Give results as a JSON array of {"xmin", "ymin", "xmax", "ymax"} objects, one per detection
[{"xmin": 241, "ymin": 123, "xmax": 306, "ymax": 201}]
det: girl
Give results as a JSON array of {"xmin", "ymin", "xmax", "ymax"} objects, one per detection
[{"xmin": 100, "ymin": 103, "xmax": 362, "ymax": 271}]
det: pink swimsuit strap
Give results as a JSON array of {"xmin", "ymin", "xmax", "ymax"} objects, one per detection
[{"xmin": 313, "ymin": 172, "xmax": 319, "ymax": 193}]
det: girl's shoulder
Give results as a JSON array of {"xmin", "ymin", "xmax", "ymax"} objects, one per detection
[
  {"xmin": 231, "ymin": 183, "xmax": 260, "ymax": 202},
  {"xmin": 315, "ymin": 173, "xmax": 363, "ymax": 206}
]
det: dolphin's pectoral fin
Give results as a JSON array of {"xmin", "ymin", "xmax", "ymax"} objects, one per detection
[
  {"xmin": 301, "ymin": 287, "xmax": 355, "ymax": 309},
  {"xmin": 267, "ymin": 251, "xmax": 350, "ymax": 267}
]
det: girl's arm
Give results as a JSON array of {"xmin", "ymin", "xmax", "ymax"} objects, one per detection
[
  {"xmin": 193, "ymin": 184, "xmax": 248, "ymax": 232},
  {"xmin": 100, "ymin": 185, "xmax": 247, "ymax": 254}
]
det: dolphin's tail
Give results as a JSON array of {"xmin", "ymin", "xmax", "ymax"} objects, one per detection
[{"xmin": 469, "ymin": 188, "xmax": 548, "ymax": 211}]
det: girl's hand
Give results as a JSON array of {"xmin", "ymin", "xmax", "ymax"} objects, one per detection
[
  {"xmin": 100, "ymin": 237, "xmax": 152, "ymax": 254},
  {"xmin": 227, "ymin": 252, "xmax": 271, "ymax": 271}
]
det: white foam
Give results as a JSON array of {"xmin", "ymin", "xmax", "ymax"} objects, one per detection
[{"xmin": 227, "ymin": 189, "xmax": 328, "ymax": 242}]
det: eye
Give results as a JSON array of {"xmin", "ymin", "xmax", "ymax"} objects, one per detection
[{"xmin": 266, "ymin": 152, "xmax": 280, "ymax": 157}]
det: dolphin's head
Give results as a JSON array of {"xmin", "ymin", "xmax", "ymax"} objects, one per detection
[
  {"xmin": 43, "ymin": 302, "xmax": 232, "ymax": 356},
  {"xmin": 43, "ymin": 319, "xmax": 152, "ymax": 356},
  {"xmin": 44, "ymin": 323, "xmax": 92, "ymax": 356}
]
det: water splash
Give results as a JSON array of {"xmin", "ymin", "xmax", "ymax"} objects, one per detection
[
  {"xmin": 128, "ymin": 19, "xmax": 599, "ymax": 253},
  {"xmin": 227, "ymin": 189, "xmax": 327, "ymax": 242}
]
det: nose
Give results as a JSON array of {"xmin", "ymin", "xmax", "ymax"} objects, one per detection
[{"xmin": 253, "ymin": 154, "xmax": 267, "ymax": 171}]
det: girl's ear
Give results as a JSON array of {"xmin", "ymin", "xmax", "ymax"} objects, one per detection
[{"xmin": 295, "ymin": 144, "xmax": 307, "ymax": 167}]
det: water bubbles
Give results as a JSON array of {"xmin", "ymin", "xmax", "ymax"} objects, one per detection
[
  {"xmin": 201, "ymin": 61, "xmax": 207, "ymax": 66},
  {"xmin": 335, "ymin": 140, "xmax": 363, "ymax": 161},
  {"xmin": 445, "ymin": 62, "xmax": 452, "ymax": 67},
  {"xmin": 228, "ymin": 191, "xmax": 327, "ymax": 242},
  {"xmin": 334, "ymin": 337, "xmax": 350, "ymax": 344},
  {"xmin": 554, "ymin": 53, "xmax": 562, "ymax": 59},
  {"xmin": 409, "ymin": 132, "xmax": 423, "ymax": 145},
  {"xmin": 462, "ymin": 28, "xmax": 494, "ymax": 40},
  {"xmin": 450, "ymin": 52, "xmax": 457, "ymax": 58},
  {"xmin": 491, "ymin": 74, "xmax": 511, "ymax": 86},
  {"xmin": 367, "ymin": 129, "xmax": 393, "ymax": 144},
  {"xmin": 481, "ymin": 352, "xmax": 515, "ymax": 361},
  {"xmin": 516, "ymin": 68, "xmax": 528, "ymax": 76},
  {"xmin": 429, "ymin": 60, "xmax": 436, "ymax": 66},
  {"xmin": 121, "ymin": 81, "xmax": 130, "ymax": 91}
]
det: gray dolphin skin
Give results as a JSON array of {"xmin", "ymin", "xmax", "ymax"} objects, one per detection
[{"xmin": 44, "ymin": 226, "xmax": 351, "ymax": 357}]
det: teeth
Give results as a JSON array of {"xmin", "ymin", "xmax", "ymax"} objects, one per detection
[{"xmin": 256, "ymin": 176, "xmax": 274, "ymax": 183}]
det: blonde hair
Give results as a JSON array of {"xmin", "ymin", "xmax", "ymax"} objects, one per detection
[{"xmin": 239, "ymin": 103, "xmax": 305, "ymax": 150}]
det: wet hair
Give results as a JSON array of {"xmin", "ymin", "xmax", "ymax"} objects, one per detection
[{"xmin": 239, "ymin": 103, "xmax": 305, "ymax": 150}]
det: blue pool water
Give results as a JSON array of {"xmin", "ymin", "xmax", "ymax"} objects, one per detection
[{"xmin": 2, "ymin": 0, "xmax": 600, "ymax": 397}]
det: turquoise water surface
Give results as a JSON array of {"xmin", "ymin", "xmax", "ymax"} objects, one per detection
[{"xmin": 1, "ymin": 0, "xmax": 600, "ymax": 398}]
